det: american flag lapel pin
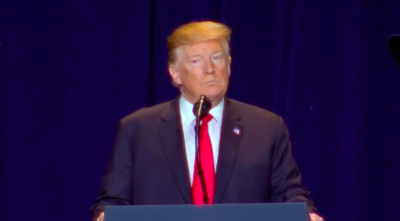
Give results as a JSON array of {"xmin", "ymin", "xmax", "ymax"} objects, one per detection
[{"xmin": 233, "ymin": 127, "xmax": 240, "ymax": 135}]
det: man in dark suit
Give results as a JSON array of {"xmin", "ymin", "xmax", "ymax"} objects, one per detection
[{"xmin": 91, "ymin": 21, "xmax": 323, "ymax": 221}]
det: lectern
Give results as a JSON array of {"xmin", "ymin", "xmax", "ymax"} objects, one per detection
[{"xmin": 105, "ymin": 203, "xmax": 309, "ymax": 221}]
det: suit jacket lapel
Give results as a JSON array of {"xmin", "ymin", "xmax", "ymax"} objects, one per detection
[
  {"xmin": 158, "ymin": 97, "xmax": 192, "ymax": 203},
  {"xmin": 214, "ymin": 98, "xmax": 244, "ymax": 203}
]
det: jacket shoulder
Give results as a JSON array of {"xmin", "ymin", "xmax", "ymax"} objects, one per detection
[
  {"xmin": 229, "ymin": 98, "xmax": 281, "ymax": 121},
  {"xmin": 120, "ymin": 100, "xmax": 172, "ymax": 124}
]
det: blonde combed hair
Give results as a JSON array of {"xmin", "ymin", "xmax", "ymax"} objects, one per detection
[{"xmin": 167, "ymin": 21, "xmax": 232, "ymax": 64}]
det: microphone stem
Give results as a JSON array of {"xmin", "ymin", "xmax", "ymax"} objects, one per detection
[{"xmin": 195, "ymin": 97, "xmax": 210, "ymax": 204}]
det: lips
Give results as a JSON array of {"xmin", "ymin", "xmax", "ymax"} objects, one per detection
[{"xmin": 203, "ymin": 80, "xmax": 219, "ymax": 85}]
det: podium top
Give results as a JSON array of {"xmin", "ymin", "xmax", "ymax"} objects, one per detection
[{"xmin": 105, "ymin": 203, "xmax": 309, "ymax": 221}]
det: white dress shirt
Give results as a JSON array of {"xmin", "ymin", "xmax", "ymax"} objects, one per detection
[{"xmin": 179, "ymin": 95, "xmax": 224, "ymax": 186}]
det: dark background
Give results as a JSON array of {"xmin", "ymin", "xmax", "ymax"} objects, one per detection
[{"xmin": 1, "ymin": 0, "xmax": 400, "ymax": 221}]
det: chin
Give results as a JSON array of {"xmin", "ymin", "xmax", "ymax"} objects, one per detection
[{"xmin": 204, "ymin": 90, "xmax": 225, "ymax": 100}]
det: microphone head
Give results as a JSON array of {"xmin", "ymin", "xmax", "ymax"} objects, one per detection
[
  {"xmin": 192, "ymin": 95, "xmax": 212, "ymax": 119},
  {"xmin": 388, "ymin": 35, "xmax": 400, "ymax": 70}
]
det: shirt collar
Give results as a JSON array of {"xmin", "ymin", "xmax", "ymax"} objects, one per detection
[{"xmin": 179, "ymin": 95, "xmax": 224, "ymax": 127}]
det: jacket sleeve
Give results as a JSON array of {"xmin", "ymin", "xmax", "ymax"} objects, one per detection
[
  {"xmin": 269, "ymin": 117, "xmax": 318, "ymax": 213},
  {"xmin": 90, "ymin": 120, "xmax": 134, "ymax": 220}
]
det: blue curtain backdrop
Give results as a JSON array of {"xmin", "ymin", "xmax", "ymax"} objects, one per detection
[{"xmin": 1, "ymin": 0, "xmax": 400, "ymax": 221}]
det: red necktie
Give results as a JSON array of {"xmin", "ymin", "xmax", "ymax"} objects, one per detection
[{"xmin": 192, "ymin": 113, "xmax": 215, "ymax": 204}]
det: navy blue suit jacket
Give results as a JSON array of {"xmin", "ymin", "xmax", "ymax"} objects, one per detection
[{"xmin": 91, "ymin": 97, "xmax": 317, "ymax": 219}]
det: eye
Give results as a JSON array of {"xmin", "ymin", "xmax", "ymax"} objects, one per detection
[
  {"xmin": 212, "ymin": 55, "xmax": 221, "ymax": 60},
  {"xmin": 191, "ymin": 59, "xmax": 200, "ymax": 64}
]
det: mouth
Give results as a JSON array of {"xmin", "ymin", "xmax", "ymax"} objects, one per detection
[{"xmin": 203, "ymin": 80, "xmax": 219, "ymax": 85}]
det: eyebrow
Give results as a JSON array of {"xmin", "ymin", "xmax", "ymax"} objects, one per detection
[
  {"xmin": 211, "ymin": 50, "xmax": 223, "ymax": 55},
  {"xmin": 188, "ymin": 54, "xmax": 202, "ymax": 58},
  {"xmin": 188, "ymin": 51, "xmax": 224, "ymax": 58}
]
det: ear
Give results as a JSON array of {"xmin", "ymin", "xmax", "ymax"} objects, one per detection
[
  {"xmin": 168, "ymin": 64, "xmax": 182, "ymax": 86},
  {"xmin": 227, "ymin": 56, "xmax": 232, "ymax": 77}
]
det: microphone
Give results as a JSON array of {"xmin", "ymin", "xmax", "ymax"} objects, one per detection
[
  {"xmin": 192, "ymin": 96, "xmax": 212, "ymax": 119},
  {"xmin": 192, "ymin": 95, "xmax": 212, "ymax": 204},
  {"xmin": 388, "ymin": 35, "xmax": 400, "ymax": 70}
]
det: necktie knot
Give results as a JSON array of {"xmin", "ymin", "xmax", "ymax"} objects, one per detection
[{"xmin": 201, "ymin": 113, "xmax": 213, "ymax": 125}]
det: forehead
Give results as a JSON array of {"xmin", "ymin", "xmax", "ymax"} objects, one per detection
[{"xmin": 180, "ymin": 40, "xmax": 224, "ymax": 56}]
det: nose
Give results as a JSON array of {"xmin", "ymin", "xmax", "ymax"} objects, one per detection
[{"xmin": 204, "ymin": 59, "xmax": 215, "ymax": 74}]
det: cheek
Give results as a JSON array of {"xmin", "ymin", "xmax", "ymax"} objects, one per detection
[
  {"xmin": 181, "ymin": 69, "xmax": 203, "ymax": 84},
  {"xmin": 217, "ymin": 67, "xmax": 230, "ymax": 79}
]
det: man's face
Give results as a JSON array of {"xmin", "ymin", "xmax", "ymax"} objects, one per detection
[{"xmin": 169, "ymin": 40, "xmax": 231, "ymax": 106}]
